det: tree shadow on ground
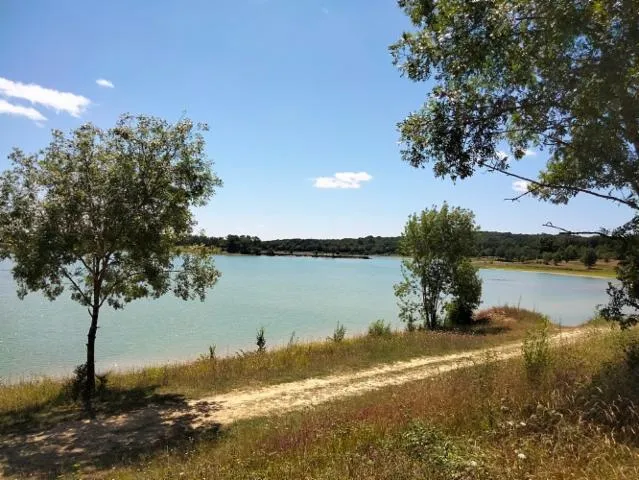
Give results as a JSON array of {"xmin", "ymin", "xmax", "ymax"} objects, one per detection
[{"xmin": 0, "ymin": 385, "xmax": 224, "ymax": 478}]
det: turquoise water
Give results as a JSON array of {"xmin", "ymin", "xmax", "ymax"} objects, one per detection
[{"xmin": 0, "ymin": 256, "xmax": 611, "ymax": 379}]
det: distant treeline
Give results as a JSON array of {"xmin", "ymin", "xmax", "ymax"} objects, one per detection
[{"xmin": 182, "ymin": 232, "xmax": 619, "ymax": 262}]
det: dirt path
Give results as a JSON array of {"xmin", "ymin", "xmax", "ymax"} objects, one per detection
[{"xmin": 0, "ymin": 328, "xmax": 597, "ymax": 478}]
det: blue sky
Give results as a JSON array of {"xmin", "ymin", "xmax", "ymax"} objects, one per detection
[{"xmin": 0, "ymin": 0, "xmax": 632, "ymax": 239}]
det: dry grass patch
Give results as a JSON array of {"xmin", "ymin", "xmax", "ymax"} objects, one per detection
[{"xmin": 106, "ymin": 328, "xmax": 639, "ymax": 480}]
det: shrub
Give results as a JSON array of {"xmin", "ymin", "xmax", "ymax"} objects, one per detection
[
  {"xmin": 522, "ymin": 317, "xmax": 552, "ymax": 384},
  {"xmin": 328, "ymin": 322, "xmax": 347, "ymax": 342},
  {"xmin": 582, "ymin": 248, "xmax": 598, "ymax": 269},
  {"xmin": 256, "ymin": 327, "xmax": 266, "ymax": 353},
  {"xmin": 368, "ymin": 319, "xmax": 391, "ymax": 337},
  {"xmin": 445, "ymin": 300, "xmax": 474, "ymax": 326},
  {"xmin": 67, "ymin": 363, "xmax": 109, "ymax": 401},
  {"xmin": 552, "ymin": 252, "xmax": 563, "ymax": 265}
]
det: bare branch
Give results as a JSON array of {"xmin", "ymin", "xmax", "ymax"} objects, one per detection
[
  {"xmin": 542, "ymin": 222, "xmax": 612, "ymax": 238},
  {"xmin": 505, "ymin": 184, "xmax": 542, "ymax": 202},
  {"xmin": 61, "ymin": 267, "xmax": 91, "ymax": 305},
  {"xmin": 486, "ymin": 163, "xmax": 639, "ymax": 210}
]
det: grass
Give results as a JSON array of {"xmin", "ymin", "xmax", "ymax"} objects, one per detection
[
  {"xmin": 0, "ymin": 307, "xmax": 551, "ymax": 435},
  {"xmin": 474, "ymin": 258, "xmax": 618, "ymax": 278},
  {"xmin": 104, "ymin": 325, "xmax": 639, "ymax": 480}
]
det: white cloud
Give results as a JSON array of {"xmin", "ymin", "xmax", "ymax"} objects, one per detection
[
  {"xmin": 512, "ymin": 180, "xmax": 530, "ymax": 193},
  {"xmin": 314, "ymin": 171, "xmax": 373, "ymax": 189},
  {"xmin": 96, "ymin": 78, "xmax": 114, "ymax": 88},
  {"xmin": 0, "ymin": 99, "xmax": 47, "ymax": 122},
  {"xmin": 0, "ymin": 77, "xmax": 90, "ymax": 117},
  {"xmin": 524, "ymin": 149, "xmax": 537, "ymax": 156}
]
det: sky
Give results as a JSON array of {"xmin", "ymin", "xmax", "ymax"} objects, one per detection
[{"xmin": 0, "ymin": 0, "xmax": 633, "ymax": 240}]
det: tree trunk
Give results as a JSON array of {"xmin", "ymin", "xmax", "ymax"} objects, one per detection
[{"xmin": 84, "ymin": 305, "xmax": 99, "ymax": 414}]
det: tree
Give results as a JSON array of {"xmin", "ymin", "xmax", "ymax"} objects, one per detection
[
  {"xmin": 582, "ymin": 248, "xmax": 598, "ymax": 269},
  {"xmin": 552, "ymin": 252, "xmax": 563, "ymax": 266},
  {"xmin": 394, "ymin": 203, "xmax": 482, "ymax": 329},
  {"xmin": 445, "ymin": 259, "xmax": 483, "ymax": 325},
  {"xmin": 0, "ymin": 114, "xmax": 222, "ymax": 410},
  {"xmin": 391, "ymin": 0, "xmax": 639, "ymax": 326}
]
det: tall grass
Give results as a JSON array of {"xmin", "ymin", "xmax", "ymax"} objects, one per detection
[
  {"xmin": 0, "ymin": 307, "xmax": 555, "ymax": 433},
  {"xmin": 109, "ymin": 328, "xmax": 639, "ymax": 480}
]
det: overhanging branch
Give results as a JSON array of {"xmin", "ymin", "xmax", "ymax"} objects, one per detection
[{"xmin": 487, "ymin": 164, "xmax": 638, "ymax": 210}]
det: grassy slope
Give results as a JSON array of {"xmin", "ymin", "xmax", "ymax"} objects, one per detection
[
  {"xmin": 109, "ymin": 327, "xmax": 639, "ymax": 480},
  {"xmin": 0, "ymin": 308, "xmax": 547, "ymax": 435},
  {"xmin": 473, "ymin": 259, "xmax": 617, "ymax": 278}
]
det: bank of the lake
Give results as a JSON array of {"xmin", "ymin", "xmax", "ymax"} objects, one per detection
[
  {"xmin": 473, "ymin": 259, "xmax": 617, "ymax": 279},
  {"xmin": 0, "ymin": 256, "xmax": 612, "ymax": 379}
]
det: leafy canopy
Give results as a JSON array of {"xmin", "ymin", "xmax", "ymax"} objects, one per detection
[
  {"xmin": 0, "ymin": 113, "xmax": 222, "ymax": 312},
  {"xmin": 390, "ymin": 0, "xmax": 639, "ymax": 209},
  {"xmin": 391, "ymin": 0, "xmax": 639, "ymax": 326}
]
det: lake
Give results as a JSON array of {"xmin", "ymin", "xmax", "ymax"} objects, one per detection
[{"xmin": 0, "ymin": 256, "xmax": 611, "ymax": 379}]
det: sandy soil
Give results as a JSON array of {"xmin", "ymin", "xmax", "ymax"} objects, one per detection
[{"xmin": 0, "ymin": 327, "xmax": 597, "ymax": 478}]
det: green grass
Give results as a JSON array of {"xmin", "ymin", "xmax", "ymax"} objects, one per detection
[
  {"xmin": 106, "ymin": 327, "xmax": 639, "ymax": 480},
  {"xmin": 474, "ymin": 258, "xmax": 618, "ymax": 278},
  {"xmin": 0, "ymin": 307, "xmax": 551, "ymax": 435}
]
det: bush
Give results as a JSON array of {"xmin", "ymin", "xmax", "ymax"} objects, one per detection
[
  {"xmin": 368, "ymin": 319, "xmax": 391, "ymax": 337},
  {"xmin": 445, "ymin": 300, "xmax": 474, "ymax": 326},
  {"xmin": 256, "ymin": 327, "xmax": 266, "ymax": 352},
  {"xmin": 328, "ymin": 322, "xmax": 347, "ymax": 342},
  {"xmin": 521, "ymin": 317, "xmax": 552, "ymax": 384},
  {"xmin": 582, "ymin": 248, "xmax": 598, "ymax": 269},
  {"xmin": 552, "ymin": 252, "xmax": 563, "ymax": 265},
  {"xmin": 67, "ymin": 363, "xmax": 109, "ymax": 401}
]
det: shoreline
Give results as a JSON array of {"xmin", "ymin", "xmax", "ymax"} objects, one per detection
[{"xmin": 475, "ymin": 262, "xmax": 615, "ymax": 279}]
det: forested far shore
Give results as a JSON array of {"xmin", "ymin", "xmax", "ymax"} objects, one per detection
[{"xmin": 181, "ymin": 231, "xmax": 618, "ymax": 263}]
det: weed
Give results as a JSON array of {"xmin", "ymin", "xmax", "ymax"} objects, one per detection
[
  {"xmin": 368, "ymin": 319, "xmax": 392, "ymax": 337},
  {"xmin": 256, "ymin": 327, "xmax": 267, "ymax": 352},
  {"xmin": 522, "ymin": 316, "xmax": 552, "ymax": 384},
  {"xmin": 329, "ymin": 322, "xmax": 347, "ymax": 342}
]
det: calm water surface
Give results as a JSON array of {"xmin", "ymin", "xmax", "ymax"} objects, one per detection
[{"xmin": 0, "ymin": 256, "xmax": 611, "ymax": 379}]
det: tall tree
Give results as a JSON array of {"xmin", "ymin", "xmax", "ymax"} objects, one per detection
[
  {"xmin": 391, "ymin": 0, "xmax": 639, "ymax": 326},
  {"xmin": 394, "ymin": 203, "xmax": 482, "ymax": 329},
  {"xmin": 0, "ymin": 114, "xmax": 222, "ymax": 410}
]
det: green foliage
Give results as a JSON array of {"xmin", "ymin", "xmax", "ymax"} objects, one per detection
[
  {"xmin": 552, "ymin": 252, "xmax": 563, "ymax": 266},
  {"xmin": 395, "ymin": 204, "xmax": 482, "ymax": 329},
  {"xmin": 0, "ymin": 114, "xmax": 222, "ymax": 404},
  {"xmin": 601, "ymin": 226, "xmax": 639, "ymax": 328},
  {"xmin": 391, "ymin": 0, "xmax": 639, "ymax": 327},
  {"xmin": 329, "ymin": 322, "xmax": 347, "ymax": 343},
  {"xmin": 447, "ymin": 260, "xmax": 482, "ymax": 325},
  {"xmin": 582, "ymin": 248, "xmax": 598, "ymax": 269},
  {"xmin": 400, "ymin": 421, "xmax": 470, "ymax": 471},
  {"xmin": 368, "ymin": 319, "xmax": 392, "ymax": 337},
  {"xmin": 67, "ymin": 364, "xmax": 109, "ymax": 402},
  {"xmin": 521, "ymin": 317, "xmax": 552, "ymax": 384},
  {"xmin": 256, "ymin": 327, "xmax": 267, "ymax": 352},
  {"xmin": 184, "ymin": 230, "xmax": 619, "ymax": 263}
]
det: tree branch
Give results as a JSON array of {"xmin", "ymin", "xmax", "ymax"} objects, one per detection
[
  {"xmin": 542, "ymin": 222, "xmax": 612, "ymax": 238},
  {"xmin": 61, "ymin": 267, "xmax": 91, "ymax": 305},
  {"xmin": 487, "ymin": 164, "xmax": 639, "ymax": 210}
]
